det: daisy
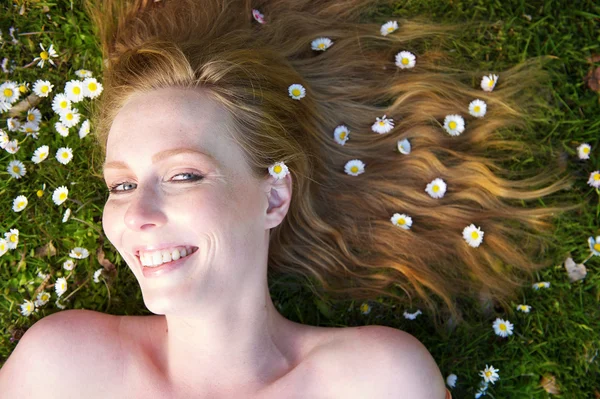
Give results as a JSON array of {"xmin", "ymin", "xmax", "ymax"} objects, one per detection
[
  {"xmin": 74, "ymin": 69, "xmax": 93, "ymax": 78},
  {"xmin": 0, "ymin": 129, "xmax": 8, "ymax": 148},
  {"xmin": 268, "ymin": 161, "xmax": 289, "ymax": 180},
  {"xmin": 64, "ymin": 80, "xmax": 85, "ymax": 103},
  {"xmin": 79, "ymin": 119, "xmax": 91, "ymax": 138},
  {"xmin": 372, "ymin": 114, "xmax": 394, "ymax": 134},
  {"xmin": 333, "ymin": 125, "xmax": 350, "ymax": 145},
  {"xmin": 492, "ymin": 317, "xmax": 514, "ymax": 337},
  {"xmin": 463, "ymin": 224, "xmax": 484, "ymax": 247},
  {"xmin": 589, "ymin": 236, "xmax": 600, "ymax": 256},
  {"xmin": 35, "ymin": 291, "xmax": 51, "ymax": 307},
  {"xmin": 380, "ymin": 21, "xmax": 398, "ymax": 36},
  {"xmin": 311, "ymin": 37, "xmax": 333, "ymax": 51},
  {"xmin": 516, "ymin": 304, "xmax": 531, "ymax": 313},
  {"xmin": 0, "ymin": 239, "xmax": 8, "ymax": 257},
  {"xmin": 12, "ymin": 195, "xmax": 28, "ymax": 212},
  {"xmin": 475, "ymin": 381, "xmax": 489, "ymax": 398},
  {"xmin": 20, "ymin": 300, "xmax": 36, "ymax": 317},
  {"xmin": 344, "ymin": 159, "xmax": 365, "ymax": 176},
  {"xmin": 481, "ymin": 74, "xmax": 498, "ymax": 92},
  {"xmin": 390, "ymin": 213, "xmax": 412, "ymax": 230},
  {"xmin": 55, "ymin": 277, "xmax": 67, "ymax": 297},
  {"xmin": 4, "ymin": 228, "xmax": 19, "ymax": 250},
  {"xmin": 7, "ymin": 159, "xmax": 26, "ymax": 179},
  {"xmin": 59, "ymin": 107, "xmax": 81, "ymax": 128},
  {"xmin": 55, "ymin": 298, "xmax": 67, "ymax": 309},
  {"xmin": 403, "ymin": 309, "xmax": 422, "ymax": 320},
  {"xmin": 288, "ymin": 84, "xmax": 306, "ymax": 100},
  {"xmin": 69, "ymin": 247, "xmax": 89, "ymax": 260},
  {"xmin": 18, "ymin": 82, "xmax": 30, "ymax": 94},
  {"xmin": 26, "ymin": 108, "xmax": 42, "ymax": 124},
  {"xmin": 4, "ymin": 140, "xmax": 19, "ymax": 154},
  {"xmin": 397, "ymin": 138, "xmax": 411, "ymax": 154},
  {"xmin": 0, "ymin": 81, "xmax": 20, "ymax": 103},
  {"xmin": 20, "ymin": 122, "xmax": 40, "ymax": 140},
  {"xmin": 52, "ymin": 186, "xmax": 69, "ymax": 205},
  {"xmin": 82, "ymin": 77, "xmax": 103, "ymax": 99},
  {"xmin": 93, "ymin": 268, "xmax": 104, "ymax": 283},
  {"xmin": 56, "ymin": 147, "xmax": 74, "ymax": 165},
  {"xmin": 252, "ymin": 9, "xmax": 265, "ymax": 24},
  {"xmin": 479, "ymin": 365, "xmax": 500, "ymax": 384},
  {"xmin": 443, "ymin": 114, "xmax": 465, "ymax": 136},
  {"xmin": 62, "ymin": 208, "xmax": 72, "ymax": 223},
  {"xmin": 7, "ymin": 117, "xmax": 20, "ymax": 131},
  {"xmin": 468, "ymin": 99, "xmax": 487, "ymax": 118},
  {"xmin": 32, "ymin": 79, "xmax": 54, "ymax": 97},
  {"xmin": 63, "ymin": 259, "xmax": 75, "ymax": 270},
  {"xmin": 55, "ymin": 121, "xmax": 70, "ymax": 137},
  {"xmin": 577, "ymin": 143, "xmax": 591, "ymax": 160},
  {"xmin": 0, "ymin": 101, "xmax": 11, "ymax": 113},
  {"xmin": 360, "ymin": 302, "xmax": 371, "ymax": 315},
  {"xmin": 395, "ymin": 51, "xmax": 416, "ymax": 69},
  {"xmin": 446, "ymin": 374, "xmax": 457, "ymax": 388},
  {"xmin": 33, "ymin": 43, "xmax": 58, "ymax": 68},
  {"xmin": 52, "ymin": 93, "xmax": 71, "ymax": 114},
  {"xmin": 425, "ymin": 178, "xmax": 446, "ymax": 199},
  {"xmin": 587, "ymin": 171, "xmax": 600, "ymax": 188},
  {"xmin": 32, "ymin": 145, "xmax": 50, "ymax": 164},
  {"xmin": 532, "ymin": 281, "xmax": 550, "ymax": 290}
]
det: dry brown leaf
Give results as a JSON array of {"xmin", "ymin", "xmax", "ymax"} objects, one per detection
[
  {"xmin": 564, "ymin": 257, "xmax": 587, "ymax": 282},
  {"xmin": 586, "ymin": 54, "xmax": 600, "ymax": 64},
  {"xmin": 34, "ymin": 240, "xmax": 57, "ymax": 258},
  {"xmin": 540, "ymin": 374, "xmax": 561, "ymax": 395},
  {"xmin": 585, "ymin": 66, "xmax": 600, "ymax": 92},
  {"xmin": 16, "ymin": 251, "xmax": 27, "ymax": 273},
  {"xmin": 96, "ymin": 245, "xmax": 116, "ymax": 272}
]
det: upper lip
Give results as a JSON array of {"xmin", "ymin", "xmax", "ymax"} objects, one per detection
[{"xmin": 133, "ymin": 243, "xmax": 198, "ymax": 256}]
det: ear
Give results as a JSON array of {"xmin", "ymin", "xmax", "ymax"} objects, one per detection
[{"xmin": 264, "ymin": 173, "xmax": 292, "ymax": 230}]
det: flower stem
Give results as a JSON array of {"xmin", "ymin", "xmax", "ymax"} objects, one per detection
[{"xmin": 581, "ymin": 252, "xmax": 594, "ymax": 265}]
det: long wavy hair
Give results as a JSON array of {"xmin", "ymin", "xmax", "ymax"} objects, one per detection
[{"xmin": 84, "ymin": 0, "xmax": 578, "ymax": 327}]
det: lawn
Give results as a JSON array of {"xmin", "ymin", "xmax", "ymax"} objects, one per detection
[{"xmin": 1, "ymin": 0, "xmax": 599, "ymax": 397}]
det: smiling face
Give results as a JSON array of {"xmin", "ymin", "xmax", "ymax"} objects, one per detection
[{"xmin": 101, "ymin": 86, "xmax": 272, "ymax": 314}]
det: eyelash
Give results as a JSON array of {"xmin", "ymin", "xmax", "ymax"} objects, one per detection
[{"xmin": 108, "ymin": 173, "xmax": 203, "ymax": 194}]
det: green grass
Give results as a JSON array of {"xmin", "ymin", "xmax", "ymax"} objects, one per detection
[{"xmin": 1, "ymin": 0, "xmax": 599, "ymax": 397}]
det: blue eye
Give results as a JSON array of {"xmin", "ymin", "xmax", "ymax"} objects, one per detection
[{"xmin": 108, "ymin": 173, "xmax": 203, "ymax": 194}]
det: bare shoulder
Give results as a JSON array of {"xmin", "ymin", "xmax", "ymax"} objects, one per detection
[{"xmin": 311, "ymin": 325, "xmax": 447, "ymax": 399}]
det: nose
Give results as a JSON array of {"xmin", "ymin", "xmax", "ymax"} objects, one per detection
[{"xmin": 123, "ymin": 187, "xmax": 168, "ymax": 231}]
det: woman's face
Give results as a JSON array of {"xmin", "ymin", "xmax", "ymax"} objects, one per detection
[{"xmin": 101, "ymin": 87, "xmax": 273, "ymax": 314}]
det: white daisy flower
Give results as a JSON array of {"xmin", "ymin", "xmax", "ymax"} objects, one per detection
[
  {"xmin": 288, "ymin": 84, "xmax": 306, "ymax": 100},
  {"xmin": 33, "ymin": 43, "xmax": 58, "ymax": 68},
  {"xmin": 403, "ymin": 309, "xmax": 422, "ymax": 320},
  {"xmin": 82, "ymin": 77, "xmax": 103, "ymax": 99},
  {"xmin": 93, "ymin": 268, "xmax": 104, "ymax": 283},
  {"xmin": 0, "ymin": 101, "xmax": 12, "ymax": 113},
  {"xmin": 55, "ymin": 121, "xmax": 70, "ymax": 137},
  {"xmin": 475, "ymin": 381, "xmax": 489, "ymax": 398},
  {"xmin": 74, "ymin": 69, "xmax": 93, "ymax": 78},
  {"xmin": 311, "ymin": 37, "xmax": 333, "ymax": 51},
  {"xmin": 7, "ymin": 159, "xmax": 26, "ymax": 179},
  {"xmin": 443, "ymin": 114, "xmax": 465, "ymax": 136},
  {"xmin": 468, "ymin": 99, "xmax": 487, "ymax": 118},
  {"xmin": 516, "ymin": 304, "xmax": 531, "ymax": 313},
  {"xmin": 78, "ymin": 119, "xmax": 91, "ymax": 139},
  {"xmin": 37, "ymin": 271, "xmax": 49, "ymax": 279},
  {"xmin": 395, "ymin": 51, "xmax": 416, "ymax": 69},
  {"xmin": 344, "ymin": 159, "xmax": 365, "ymax": 176},
  {"xmin": 52, "ymin": 186, "xmax": 69, "ymax": 205},
  {"xmin": 391, "ymin": 213, "xmax": 413, "ymax": 230},
  {"xmin": 59, "ymin": 107, "xmax": 81, "ymax": 128},
  {"xmin": 12, "ymin": 195, "xmax": 28, "ymax": 212},
  {"xmin": 333, "ymin": 125, "xmax": 350, "ymax": 145},
  {"xmin": 397, "ymin": 138, "xmax": 411, "ymax": 154},
  {"xmin": 0, "ymin": 238, "xmax": 8, "ymax": 257},
  {"xmin": 446, "ymin": 374, "xmax": 457, "ymax": 388},
  {"xmin": 360, "ymin": 302, "xmax": 371, "ymax": 315},
  {"xmin": 20, "ymin": 300, "xmax": 36, "ymax": 317},
  {"xmin": 577, "ymin": 143, "xmax": 591, "ymax": 160},
  {"xmin": 55, "ymin": 277, "xmax": 67, "ymax": 297},
  {"xmin": 0, "ymin": 81, "xmax": 20, "ymax": 103},
  {"xmin": 492, "ymin": 317, "xmax": 514, "ymax": 337},
  {"xmin": 70, "ymin": 247, "xmax": 90, "ymax": 259},
  {"xmin": 372, "ymin": 114, "xmax": 394, "ymax": 134},
  {"xmin": 7, "ymin": 117, "xmax": 20, "ymax": 131},
  {"xmin": 252, "ymin": 9, "xmax": 265, "ymax": 24},
  {"xmin": 268, "ymin": 161, "xmax": 289, "ymax": 180},
  {"xmin": 25, "ymin": 108, "xmax": 42, "ymax": 124},
  {"xmin": 63, "ymin": 259, "xmax": 75, "ymax": 271},
  {"xmin": 64, "ymin": 80, "xmax": 85, "ymax": 103},
  {"xmin": 4, "ymin": 228, "xmax": 19, "ymax": 250},
  {"xmin": 20, "ymin": 121, "xmax": 40, "ymax": 139},
  {"xmin": 589, "ymin": 236, "xmax": 600, "ymax": 256},
  {"xmin": 32, "ymin": 145, "xmax": 50, "ymax": 164},
  {"xmin": 481, "ymin": 74, "xmax": 498, "ymax": 92},
  {"xmin": 56, "ymin": 147, "xmax": 74, "ymax": 165},
  {"xmin": 380, "ymin": 21, "xmax": 398, "ymax": 36},
  {"xmin": 0, "ymin": 129, "xmax": 8, "ymax": 149},
  {"xmin": 425, "ymin": 177, "xmax": 446, "ymax": 199},
  {"xmin": 462, "ymin": 224, "xmax": 484, "ymax": 247},
  {"xmin": 532, "ymin": 281, "xmax": 550, "ymax": 290},
  {"xmin": 35, "ymin": 291, "xmax": 51, "ymax": 307},
  {"xmin": 62, "ymin": 207, "xmax": 72, "ymax": 223},
  {"xmin": 52, "ymin": 93, "xmax": 71, "ymax": 114},
  {"xmin": 55, "ymin": 298, "xmax": 67, "ymax": 309},
  {"xmin": 479, "ymin": 364, "xmax": 500, "ymax": 384},
  {"xmin": 588, "ymin": 171, "xmax": 600, "ymax": 188},
  {"xmin": 4, "ymin": 140, "xmax": 19, "ymax": 154},
  {"xmin": 32, "ymin": 79, "xmax": 54, "ymax": 97}
]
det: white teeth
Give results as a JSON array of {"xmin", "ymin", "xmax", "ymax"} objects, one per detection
[{"xmin": 140, "ymin": 246, "xmax": 195, "ymax": 267}]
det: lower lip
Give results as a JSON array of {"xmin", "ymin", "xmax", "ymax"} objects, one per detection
[{"xmin": 139, "ymin": 249, "xmax": 198, "ymax": 278}]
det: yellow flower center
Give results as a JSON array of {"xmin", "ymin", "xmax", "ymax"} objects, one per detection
[
  {"xmin": 432, "ymin": 185, "xmax": 439, "ymax": 192},
  {"xmin": 339, "ymin": 131, "xmax": 346, "ymax": 139},
  {"xmin": 379, "ymin": 121, "xmax": 385, "ymax": 126},
  {"xmin": 28, "ymin": 114, "xmax": 35, "ymax": 121},
  {"xmin": 449, "ymin": 121, "xmax": 457, "ymax": 130},
  {"xmin": 41, "ymin": 85, "xmax": 49, "ymax": 93},
  {"xmin": 488, "ymin": 79, "xmax": 495, "ymax": 87},
  {"xmin": 485, "ymin": 371, "xmax": 492, "ymax": 377},
  {"xmin": 594, "ymin": 173, "xmax": 600, "ymax": 181},
  {"xmin": 594, "ymin": 243, "xmax": 600, "ymax": 251},
  {"xmin": 88, "ymin": 82, "xmax": 97, "ymax": 91},
  {"xmin": 17, "ymin": 201, "xmax": 25, "ymax": 208},
  {"xmin": 402, "ymin": 57, "xmax": 409, "ymax": 65},
  {"xmin": 4, "ymin": 88, "xmax": 13, "ymax": 97},
  {"xmin": 73, "ymin": 87, "xmax": 81, "ymax": 95},
  {"xmin": 37, "ymin": 190, "xmax": 44, "ymax": 197},
  {"xmin": 10, "ymin": 235, "xmax": 17, "ymax": 242},
  {"xmin": 583, "ymin": 147, "xmax": 590, "ymax": 153},
  {"xmin": 62, "ymin": 152, "xmax": 69, "ymax": 158},
  {"xmin": 66, "ymin": 113, "xmax": 73, "ymax": 120},
  {"xmin": 318, "ymin": 43, "xmax": 325, "ymax": 49},
  {"xmin": 474, "ymin": 106, "xmax": 480, "ymax": 113},
  {"xmin": 471, "ymin": 231, "xmax": 479, "ymax": 239},
  {"xmin": 12, "ymin": 166, "xmax": 20, "ymax": 173},
  {"xmin": 26, "ymin": 127, "xmax": 33, "ymax": 133},
  {"xmin": 360, "ymin": 303, "xmax": 369, "ymax": 312},
  {"xmin": 40, "ymin": 51, "xmax": 49, "ymax": 60},
  {"xmin": 500, "ymin": 324, "xmax": 506, "ymax": 331},
  {"xmin": 387, "ymin": 27, "xmax": 394, "ymax": 32},
  {"xmin": 351, "ymin": 166, "xmax": 358, "ymax": 173},
  {"xmin": 60, "ymin": 100, "xmax": 68, "ymax": 108},
  {"xmin": 40, "ymin": 152, "xmax": 47, "ymax": 158},
  {"xmin": 273, "ymin": 165, "xmax": 282, "ymax": 174},
  {"xmin": 60, "ymin": 193, "xmax": 67, "ymax": 200},
  {"xmin": 398, "ymin": 218, "xmax": 405, "ymax": 225},
  {"xmin": 19, "ymin": 85, "xmax": 27, "ymax": 93}
]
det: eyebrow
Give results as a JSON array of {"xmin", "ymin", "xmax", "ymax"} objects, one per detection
[{"xmin": 102, "ymin": 148, "xmax": 217, "ymax": 173}]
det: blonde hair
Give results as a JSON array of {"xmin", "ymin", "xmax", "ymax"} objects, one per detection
[{"xmin": 85, "ymin": 0, "xmax": 578, "ymax": 327}]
